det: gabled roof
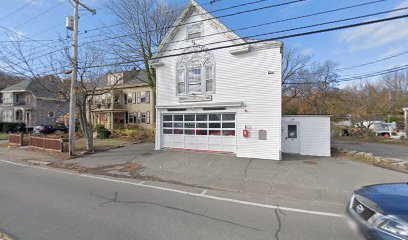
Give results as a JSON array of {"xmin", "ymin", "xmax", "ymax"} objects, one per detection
[
  {"xmin": 153, "ymin": 0, "xmax": 247, "ymax": 61},
  {"xmin": 1, "ymin": 76, "xmax": 65, "ymax": 100},
  {"xmin": 96, "ymin": 70, "xmax": 149, "ymax": 89},
  {"xmin": 0, "ymin": 78, "xmax": 22, "ymax": 91}
]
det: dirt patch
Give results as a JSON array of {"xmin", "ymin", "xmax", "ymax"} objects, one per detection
[{"xmin": 119, "ymin": 162, "xmax": 143, "ymax": 172}]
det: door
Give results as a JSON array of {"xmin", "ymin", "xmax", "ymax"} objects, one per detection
[
  {"xmin": 284, "ymin": 123, "xmax": 300, "ymax": 154},
  {"xmin": 161, "ymin": 113, "xmax": 236, "ymax": 153}
]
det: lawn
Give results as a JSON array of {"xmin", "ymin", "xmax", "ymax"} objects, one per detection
[{"xmin": 0, "ymin": 133, "xmax": 9, "ymax": 140}]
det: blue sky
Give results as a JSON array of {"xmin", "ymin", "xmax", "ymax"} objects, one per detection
[{"xmin": 1, "ymin": 0, "xmax": 408, "ymax": 84}]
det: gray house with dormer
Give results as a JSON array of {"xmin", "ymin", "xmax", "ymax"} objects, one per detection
[{"xmin": 0, "ymin": 77, "xmax": 69, "ymax": 127}]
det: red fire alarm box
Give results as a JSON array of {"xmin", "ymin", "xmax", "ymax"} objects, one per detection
[{"xmin": 243, "ymin": 128, "xmax": 249, "ymax": 138}]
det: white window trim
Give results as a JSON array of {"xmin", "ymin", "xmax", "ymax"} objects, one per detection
[{"xmin": 186, "ymin": 23, "xmax": 203, "ymax": 40}]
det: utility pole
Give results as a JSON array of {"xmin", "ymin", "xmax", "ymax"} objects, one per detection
[{"xmin": 67, "ymin": 0, "xmax": 96, "ymax": 157}]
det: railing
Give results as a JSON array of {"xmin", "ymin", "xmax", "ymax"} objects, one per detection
[
  {"xmin": 9, "ymin": 132, "xmax": 23, "ymax": 146},
  {"xmin": 29, "ymin": 135, "xmax": 68, "ymax": 152}
]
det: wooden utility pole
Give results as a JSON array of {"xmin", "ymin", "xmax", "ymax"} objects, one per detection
[{"xmin": 67, "ymin": 0, "xmax": 96, "ymax": 157}]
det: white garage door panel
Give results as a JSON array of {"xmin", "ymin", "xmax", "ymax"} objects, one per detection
[
  {"xmin": 209, "ymin": 144, "xmax": 223, "ymax": 151},
  {"xmin": 173, "ymin": 142, "xmax": 184, "ymax": 148},
  {"xmin": 161, "ymin": 113, "xmax": 236, "ymax": 153},
  {"xmin": 222, "ymin": 137, "xmax": 236, "ymax": 145},
  {"xmin": 163, "ymin": 135, "xmax": 173, "ymax": 148},
  {"xmin": 208, "ymin": 137, "xmax": 222, "ymax": 144}
]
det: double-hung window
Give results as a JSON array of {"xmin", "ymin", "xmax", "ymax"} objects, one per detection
[
  {"xmin": 205, "ymin": 65, "xmax": 213, "ymax": 92},
  {"xmin": 128, "ymin": 113, "xmax": 134, "ymax": 123},
  {"xmin": 187, "ymin": 68, "xmax": 201, "ymax": 93},
  {"xmin": 141, "ymin": 92, "xmax": 146, "ymax": 103},
  {"xmin": 141, "ymin": 113, "xmax": 146, "ymax": 123},
  {"xmin": 187, "ymin": 23, "xmax": 202, "ymax": 40},
  {"xmin": 127, "ymin": 93, "xmax": 133, "ymax": 104},
  {"xmin": 177, "ymin": 69, "xmax": 185, "ymax": 94}
]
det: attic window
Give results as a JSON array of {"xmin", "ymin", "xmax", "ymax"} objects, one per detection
[{"xmin": 187, "ymin": 23, "xmax": 202, "ymax": 40}]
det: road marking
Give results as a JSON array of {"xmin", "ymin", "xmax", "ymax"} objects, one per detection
[{"xmin": 0, "ymin": 159, "xmax": 344, "ymax": 218}]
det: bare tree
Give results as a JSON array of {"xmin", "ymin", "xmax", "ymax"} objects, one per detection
[
  {"xmin": 281, "ymin": 47, "xmax": 312, "ymax": 106},
  {"xmin": 298, "ymin": 61, "xmax": 338, "ymax": 114},
  {"xmin": 106, "ymin": 0, "xmax": 180, "ymax": 123},
  {"xmin": 0, "ymin": 36, "xmax": 119, "ymax": 152}
]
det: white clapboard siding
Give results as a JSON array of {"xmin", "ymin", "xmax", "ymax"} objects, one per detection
[
  {"xmin": 155, "ymin": 4, "xmax": 282, "ymax": 160},
  {"xmin": 282, "ymin": 116, "xmax": 331, "ymax": 157}
]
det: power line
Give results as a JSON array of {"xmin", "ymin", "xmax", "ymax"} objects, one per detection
[
  {"xmin": 79, "ymin": 0, "xmax": 389, "ymax": 49},
  {"xmin": 0, "ymin": 0, "xmax": 35, "ymax": 23},
  {"xmin": 95, "ymin": 6, "xmax": 408, "ymax": 63},
  {"xmin": 9, "ymin": 4, "xmax": 407, "ymax": 70},
  {"xmin": 82, "ymin": 13, "xmax": 408, "ymax": 69},
  {"xmin": 337, "ymin": 64, "xmax": 408, "ymax": 82},
  {"xmin": 336, "ymin": 50, "xmax": 408, "ymax": 71},
  {"xmin": 6, "ymin": 0, "xmax": 304, "ymax": 63},
  {"xmin": 84, "ymin": 0, "xmax": 306, "ymax": 33},
  {"xmin": 13, "ymin": 1, "xmax": 66, "ymax": 29}
]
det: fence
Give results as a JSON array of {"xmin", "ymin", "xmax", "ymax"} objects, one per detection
[
  {"xmin": 29, "ymin": 135, "xmax": 68, "ymax": 152},
  {"xmin": 9, "ymin": 132, "xmax": 24, "ymax": 146}
]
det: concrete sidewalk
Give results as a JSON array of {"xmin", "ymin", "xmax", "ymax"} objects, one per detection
[{"xmin": 56, "ymin": 143, "xmax": 407, "ymax": 213}]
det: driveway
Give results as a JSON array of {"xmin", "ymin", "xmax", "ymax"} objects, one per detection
[
  {"xmin": 65, "ymin": 143, "xmax": 407, "ymax": 214},
  {"xmin": 333, "ymin": 139, "xmax": 408, "ymax": 161}
]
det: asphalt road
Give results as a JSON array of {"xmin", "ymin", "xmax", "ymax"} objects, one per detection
[
  {"xmin": 0, "ymin": 161, "xmax": 358, "ymax": 240},
  {"xmin": 333, "ymin": 139, "xmax": 408, "ymax": 161}
]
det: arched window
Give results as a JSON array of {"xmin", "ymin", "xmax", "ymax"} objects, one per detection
[{"xmin": 176, "ymin": 45, "xmax": 215, "ymax": 95}]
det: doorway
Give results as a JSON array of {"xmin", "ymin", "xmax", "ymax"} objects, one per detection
[{"xmin": 283, "ymin": 122, "xmax": 300, "ymax": 154}]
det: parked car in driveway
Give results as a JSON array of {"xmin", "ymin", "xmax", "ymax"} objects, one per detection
[
  {"xmin": 33, "ymin": 125, "xmax": 54, "ymax": 134},
  {"xmin": 347, "ymin": 183, "xmax": 408, "ymax": 240}
]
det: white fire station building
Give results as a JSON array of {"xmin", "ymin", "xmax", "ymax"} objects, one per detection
[{"xmin": 153, "ymin": 0, "xmax": 331, "ymax": 160}]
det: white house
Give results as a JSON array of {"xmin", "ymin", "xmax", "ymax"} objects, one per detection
[{"xmin": 153, "ymin": 0, "xmax": 331, "ymax": 160}]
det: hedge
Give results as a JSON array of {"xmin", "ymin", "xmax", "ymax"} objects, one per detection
[{"xmin": 0, "ymin": 122, "xmax": 26, "ymax": 133}]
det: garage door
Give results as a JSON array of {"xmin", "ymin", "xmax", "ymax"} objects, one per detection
[{"xmin": 161, "ymin": 113, "xmax": 236, "ymax": 153}]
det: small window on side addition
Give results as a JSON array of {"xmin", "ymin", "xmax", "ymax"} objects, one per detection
[{"xmin": 187, "ymin": 23, "xmax": 202, "ymax": 40}]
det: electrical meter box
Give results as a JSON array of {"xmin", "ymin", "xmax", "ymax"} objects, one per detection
[{"xmin": 66, "ymin": 16, "xmax": 74, "ymax": 31}]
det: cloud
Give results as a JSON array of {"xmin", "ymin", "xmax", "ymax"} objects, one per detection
[
  {"xmin": 301, "ymin": 47, "xmax": 314, "ymax": 56},
  {"xmin": 338, "ymin": 0, "xmax": 408, "ymax": 52},
  {"xmin": 8, "ymin": 29, "xmax": 26, "ymax": 41}
]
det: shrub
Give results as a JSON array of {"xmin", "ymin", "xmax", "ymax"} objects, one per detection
[
  {"xmin": 1, "ymin": 122, "xmax": 26, "ymax": 133},
  {"xmin": 96, "ymin": 125, "xmax": 111, "ymax": 139},
  {"xmin": 112, "ymin": 125, "xmax": 154, "ymax": 142},
  {"xmin": 95, "ymin": 124, "xmax": 105, "ymax": 132}
]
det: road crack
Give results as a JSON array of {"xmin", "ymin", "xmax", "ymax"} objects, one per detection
[
  {"xmin": 90, "ymin": 191, "xmax": 263, "ymax": 232},
  {"xmin": 273, "ymin": 208, "xmax": 286, "ymax": 240}
]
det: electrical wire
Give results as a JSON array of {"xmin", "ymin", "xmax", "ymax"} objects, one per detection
[
  {"xmin": 13, "ymin": 0, "xmax": 66, "ymax": 29},
  {"xmin": 336, "ymin": 50, "xmax": 408, "ymax": 71},
  {"xmin": 81, "ymin": 13, "xmax": 408, "ymax": 69},
  {"xmin": 84, "ymin": 0, "xmax": 306, "ymax": 33},
  {"xmin": 78, "ymin": 0, "xmax": 390, "ymax": 50},
  {"xmin": 86, "ymin": 6, "xmax": 408, "ymax": 64},
  {"xmin": 0, "ymin": 0, "xmax": 35, "ymax": 23}
]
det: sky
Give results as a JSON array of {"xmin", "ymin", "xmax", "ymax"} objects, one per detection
[{"xmin": 1, "ymin": 0, "xmax": 408, "ymax": 86}]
